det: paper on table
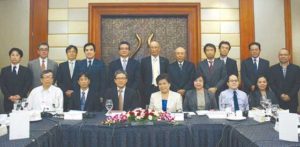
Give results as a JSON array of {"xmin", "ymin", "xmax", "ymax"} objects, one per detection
[
  {"xmin": 171, "ymin": 113, "xmax": 184, "ymax": 121},
  {"xmin": 9, "ymin": 111, "xmax": 30, "ymax": 140},
  {"xmin": 196, "ymin": 110, "xmax": 209, "ymax": 116},
  {"xmin": 183, "ymin": 111, "xmax": 197, "ymax": 116},
  {"xmin": 278, "ymin": 112, "xmax": 299, "ymax": 142},
  {"xmin": 206, "ymin": 111, "xmax": 227, "ymax": 119}
]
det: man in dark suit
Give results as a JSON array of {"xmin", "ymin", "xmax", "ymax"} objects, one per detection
[
  {"xmin": 141, "ymin": 41, "xmax": 169, "ymax": 107},
  {"xmin": 69, "ymin": 73, "xmax": 102, "ymax": 112},
  {"xmin": 241, "ymin": 42, "xmax": 269, "ymax": 94},
  {"xmin": 108, "ymin": 41, "xmax": 140, "ymax": 90},
  {"xmin": 77, "ymin": 43, "xmax": 106, "ymax": 97},
  {"xmin": 197, "ymin": 43, "xmax": 227, "ymax": 98},
  {"xmin": 56, "ymin": 45, "xmax": 80, "ymax": 111},
  {"xmin": 168, "ymin": 47, "xmax": 195, "ymax": 97},
  {"xmin": 104, "ymin": 70, "xmax": 140, "ymax": 111},
  {"xmin": 217, "ymin": 41, "xmax": 238, "ymax": 91},
  {"xmin": 269, "ymin": 49, "xmax": 300, "ymax": 113},
  {"xmin": 0, "ymin": 48, "xmax": 32, "ymax": 113},
  {"xmin": 28, "ymin": 42, "xmax": 58, "ymax": 88}
]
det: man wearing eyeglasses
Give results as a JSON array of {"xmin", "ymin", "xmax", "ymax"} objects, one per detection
[
  {"xmin": 219, "ymin": 74, "xmax": 249, "ymax": 111},
  {"xmin": 104, "ymin": 70, "xmax": 140, "ymax": 111}
]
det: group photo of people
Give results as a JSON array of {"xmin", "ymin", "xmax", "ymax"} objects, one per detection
[{"xmin": 1, "ymin": 40, "xmax": 299, "ymax": 114}]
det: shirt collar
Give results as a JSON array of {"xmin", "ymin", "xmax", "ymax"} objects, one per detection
[
  {"xmin": 39, "ymin": 57, "xmax": 48, "ymax": 62},
  {"xmin": 11, "ymin": 63, "xmax": 20, "ymax": 69},
  {"xmin": 117, "ymin": 86, "xmax": 126, "ymax": 92},
  {"xmin": 68, "ymin": 60, "xmax": 76, "ymax": 63},
  {"xmin": 220, "ymin": 57, "xmax": 227, "ymax": 62},
  {"xmin": 177, "ymin": 60, "xmax": 184, "ymax": 64},
  {"xmin": 151, "ymin": 55, "xmax": 159, "ymax": 60},
  {"xmin": 252, "ymin": 57, "xmax": 260, "ymax": 62},
  {"xmin": 120, "ymin": 57, "xmax": 129, "ymax": 62},
  {"xmin": 81, "ymin": 88, "xmax": 89, "ymax": 94},
  {"xmin": 207, "ymin": 58, "xmax": 215, "ymax": 62}
]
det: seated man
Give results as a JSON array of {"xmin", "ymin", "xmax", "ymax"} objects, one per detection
[
  {"xmin": 69, "ymin": 73, "xmax": 102, "ymax": 112},
  {"xmin": 27, "ymin": 70, "xmax": 63, "ymax": 112},
  {"xmin": 219, "ymin": 74, "xmax": 249, "ymax": 111},
  {"xmin": 104, "ymin": 70, "xmax": 140, "ymax": 111}
]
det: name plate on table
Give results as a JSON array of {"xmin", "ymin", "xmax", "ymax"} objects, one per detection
[
  {"xmin": 171, "ymin": 113, "xmax": 184, "ymax": 121},
  {"xmin": 64, "ymin": 110, "xmax": 85, "ymax": 120},
  {"xmin": 9, "ymin": 111, "xmax": 30, "ymax": 140},
  {"xmin": 206, "ymin": 111, "xmax": 227, "ymax": 119},
  {"xmin": 278, "ymin": 112, "xmax": 299, "ymax": 142}
]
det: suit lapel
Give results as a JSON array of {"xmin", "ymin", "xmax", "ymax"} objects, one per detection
[{"xmin": 191, "ymin": 90, "xmax": 198, "ymax": 110}]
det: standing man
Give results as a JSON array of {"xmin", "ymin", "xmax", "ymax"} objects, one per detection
[
  {"xmin": 197, "ymin": 43, "xmax": 227, "ymax": 99},
  {"xmin": 141, "ymin": 41, "xmax": 169, "ymax": 107},
  {"xmin": 269, "ymin": 49, "xmax": 300, "ymax": 113},
  {"xmin": 1, "ymin": 48, "xmax": 32, "ymax": 113},
  {"xmin": 108, "ymin": 41, "xmax": 140, "ymax": 90},
  {"xmin": 57, "ymin": 45, "xmax": 79, "ymax": 111},
  {"xmin": 104, "ymin": 70, "xmax": 140, "ymax": 111},
  {"xmin": 77, "ymin": 43, "xmax": 106, "ymax": 97},
  {"xmin": 241, "ymin": 42, "xmax": 269, "ymax": 94},
  {"xmin": 168, "ymin": 47, "xmax": 195, "ymax": 97},
  {"xmin": 28, "ymin": 42, "xmax": 58, "ymax": 88},
  {"xmin": 217, "ymin": 41, "xmax": 238, "ymax": 77}
]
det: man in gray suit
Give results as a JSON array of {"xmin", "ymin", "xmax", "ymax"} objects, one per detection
[
  {"xmin": 28, "ymin": 42, "xmax": 58, "ymax": 88},
  {"xmin": 197, "ymin": 43, "xmax": 227, "ymax": 102}
]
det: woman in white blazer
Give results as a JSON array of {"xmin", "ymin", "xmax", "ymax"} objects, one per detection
[{"xmin": 149, "ymin": 74, "xmax": 183, "ymax": 112}]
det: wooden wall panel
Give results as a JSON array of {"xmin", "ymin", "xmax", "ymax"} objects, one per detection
[
  {"xmin": 89, "ymin": 3, "xmax": 201, "ymax": 64},
  {"xmin": 284, "ymin": 0, "xmax": 293, "ymax": 61},
  {"xmin": 29, "ymin": 0, "xmax": 48, "ymax": 60},
  {"xmin": 239, "ymin": 0, "xmax": 255, "ymax": 60}
]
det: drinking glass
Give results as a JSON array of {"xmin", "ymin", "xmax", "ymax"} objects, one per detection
[{"xmin": 105, "ymin": 99, "xmax": 113, "ymax": 114}]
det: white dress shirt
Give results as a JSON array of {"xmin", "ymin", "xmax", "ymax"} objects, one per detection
[
  {"xmin": 252, "ymin": 57, "xmax": 260, "ymax": 68},
  {"xmin": 27, "ymin": 85, "xmax": 63, "ymax": 112},
  {"xmin": 87, "ymin": 58, "xmax": 94, "ymax": 66},
  {"xmin": 151, "ymin": 56, "xmax": 160, "ymax": 85},
  {"xmin": 69, "ymin": 60, "xmax": 76, "ymax": 77},
  {"xmin": 11, "ymin": 63, "xmax": 20, "ymax": 74}
]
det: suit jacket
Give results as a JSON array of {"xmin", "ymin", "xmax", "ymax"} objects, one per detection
[
  {"xmin": 0, "ymin": 65, "xmax": 32, "ymax": 112},
  {"xmin": 149, "ymin": 91, "xmax": 182, "ymax": 112},
  {"xmin": 56, "ymin": 60, "xmax": 79, "ymax": 93},
  {"xmin": 197, "ymin": 59, "xmax": 227, "ymax": 90},
  {"xmin": 168, "ymin": 60, "xmax": 195, "ymax": 92},
  {"xmin": 28, "ymin": 58, "xmax": 58, "ymax": 88},
  {"xmin": 241, "ymin": 57, "xmax": 269, "ymax": 93},
  {"xmin": 217, "ymin": 57, "xmax": 238, "ymax": 91},
  {"xmin": 104, "ymin": 87, "xmax": 141, "ymax": 111},
  {"xmin": 248, "ymin": 89, "xmax": 278, "ymax": 109},
  {"xmin": 77, "ymin": 59, "xmax": 106, "ymax": 96},
  {"xmin": 183, "ymin": 89, "xmax": 217, "ymax": 111},
  {"xmin": 108, "ymin": 58, "xmax": 140, "ymax": 89},
  {"xmin": 69, "ymin": 89, "xmax": 102, "ymax": 112},
  {"xmin": 269, "ymin": 63, "xmax": 300, "ymax": 113},
  {"xmin": 141, "ymin": 56, "xmax": 169, "ymax": 87}
]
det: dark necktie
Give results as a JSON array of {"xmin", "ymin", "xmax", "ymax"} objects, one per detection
[
  {"xmin": 41, "ymin": 60, "xmax": 46, "ymax": 71},
  {"xmin": 253, "ymin": 58, "xmax": 258, "ymax": 75},
  {"xmin": 88, "ymin": 60, "xmax": 92, "ymax": 68},
  {"xmin": 80, "ymin": 92, "xmax": 86, "ymax": 110},
  {"xmin": 208, "ymin": 61, "xmax": 213, "ymax": 72},
  {"xmin": 13, "ymin": 66, "xmax": 17, "ymax": 75},
  {"xmin": 233, "ymin": 90, "xmax": 239, "ymax": 111}
]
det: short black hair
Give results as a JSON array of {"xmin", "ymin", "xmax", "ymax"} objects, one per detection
[
  {"xmin": 118, "ymin": 41, "xmax": 131, "ymax": 50},
  {"xmin": 83, "ymin": 43, "xmax": 96, "ymax": 52},
  {"xmin": 38, "ymin": 42, "xmax": 49, "ymax": 50},
  {"xmin": 248, "ymin": 42, "xmax": 261, "ymax": 50},
  {"xmin": 9, "ymin": 48, "xmax": 23, "ymax": 58},
  {"xmin": 156, "ymin": 73, "xmax": 170, "ymax": 85},
  {"xmin": 218, "ymin": 41, "xmax": 231, "ymax": 50},
  {"xmin": 227, "ymin": 74, "xmax": 238, "ymax": 82},
  {"xmin": 65, "ymin": 45, "xmax": 78, "ymax": 53},
  {"xmin": 114, "ymin": 70, "xmax": 128, "ymax": 79},
  {"xmin": 203, "ymin": 43, "xmax": 216, "ymax": 53},
  {"xmin": 40, "ymin": 69, "xmax": 53, "ymax": 78},
  {"xmin": 77, "ymin": 72, "xmax": 91, "ymax": 81}
]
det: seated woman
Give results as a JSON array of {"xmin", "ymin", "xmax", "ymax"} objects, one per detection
[
  {"xmin": 248, "ymin": 76, "xmax": 278, "ymax": 108},
  {"xmin": 149, "ymin": 74, "xmax": 182, "ymax": 112},
  {"xmin": 183, "ymin": 75, "xmax": 217, "ymax": 111}
]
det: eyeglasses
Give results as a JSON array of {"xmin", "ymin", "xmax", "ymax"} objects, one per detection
[{"xmin": 115, "ymin": 77, "xmax": 127, "ymax": 80}]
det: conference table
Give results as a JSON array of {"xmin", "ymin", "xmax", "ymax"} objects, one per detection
[{"xmin": 1, "ymin": 113, "xmax": 300, "ymax": 147}]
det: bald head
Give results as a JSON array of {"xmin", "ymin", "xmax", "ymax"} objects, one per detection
[
  {"xmin": 149, "ymin": 41, "xmax": 161, "ymax": 57},
  {"xmin": 175, "ymin": 47, "xmax": 186, "ymax": 62},
  {"xmin": 278, "ymin": 48, "xmax": 290, "ymax": 64}
]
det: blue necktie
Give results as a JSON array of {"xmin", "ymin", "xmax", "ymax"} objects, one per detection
[
  {"xmin": 13, "ymin": 66, "xmax": 17, "ymax": 75},
  {"xmin": 253, "ymin": 58, "xmax": 258, "ymax": 75},
  {"xmin": 233, "ymin": 90, "xmax": 239, "ymax": 111},
  {"xmin": 80, "ymin": 92, "xmax": 86, "ymax": 110},
  {"xmin": 88, "ymin": 60, "xmax": 92, "ymax": 68}
]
